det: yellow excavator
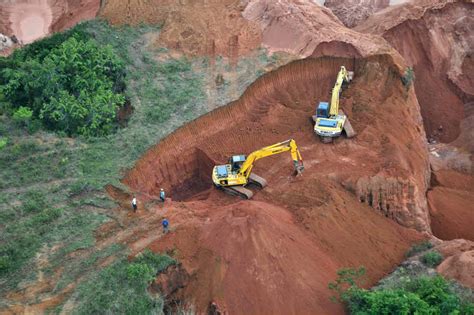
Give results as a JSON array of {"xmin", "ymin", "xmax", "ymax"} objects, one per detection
[
  {"xmin": 211, "ymin": 139, "xmax": 304, "ymax": 199},
  {"xmin": 313, "ymin": 66, "xmax": 356, "ymax": 143}
]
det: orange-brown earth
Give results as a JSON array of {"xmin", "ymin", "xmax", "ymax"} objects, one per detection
[
  {"xmin": 356, "ymin": 0, "xmax": 474, "ymax": 143},
  {"xmin": 357, "ymin": 0, "xmax": 474, "ymax": 236},
  {"xmin": 122, "ymin": 55, "xmax": 428, "ymax": 312},
  {"xmin": 100, "ymin": 0, "xmax": 262, "ymax": 58}
]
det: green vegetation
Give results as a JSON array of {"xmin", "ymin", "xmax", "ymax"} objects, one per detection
[
  {"xmin": 421, "ymin": 251, "xmax": 444, "ymax": 268},
  {"xmin": 0, "ymin": 20, "xmax": 206, "ymax": 310},
  {"xmin": 402, "ymin": 66, "xmax": 415, "ymax": 89},
  {"xmin": 1, "ymin": 31, "xmax": 126, "ymax": 137},
  {"xmin": 73, "ymin": 250, "xmax": 175, "ymax": 314},
  {"xmin": 329, "ymin": 267, "xmax": 474, "ymax": 314},
  {"xmin": 0, "ymin": 18, "xmax": 290, "ymax": 313},
  {"xmin": 406, "ymin": 240, "xmax": 433, "ymax": 257}
]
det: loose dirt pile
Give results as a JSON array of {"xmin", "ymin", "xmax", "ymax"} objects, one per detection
[
  {"xmin": 0, "ymin": 0, "xmax": 99, "ymax": 45},
  {"xmin": 123, "ymin": 55, "xmax": 428, "ymax": 312}
]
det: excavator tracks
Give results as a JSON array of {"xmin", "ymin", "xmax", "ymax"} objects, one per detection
[
  {"xmin": 248, "ymin": 173, "xmax": 268, "ymax": 188},
  {"xmin": 221, "ymin": 186, "xmax": 254, "ymax": 199}
]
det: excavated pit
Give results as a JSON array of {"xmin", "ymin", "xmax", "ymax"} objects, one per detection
[
  {"xmin": 123, "ymin": 56, "xmax": 359, "ymax": 200},
  {"xmin": 123, "ymin": 55, "xmax": 430, "ymax": 313},
  {"xmin": 124, "ymin": 54, "xmax": 430, "ymax": 230}
]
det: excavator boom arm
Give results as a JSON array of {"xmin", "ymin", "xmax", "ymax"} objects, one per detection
[
  {"xmin": 329, "ymin": 66, "xmax": 351, "ymax": 116},
  {"xmin": 239, "ymin": 139, "xmax": 304, "ymax": 178}
]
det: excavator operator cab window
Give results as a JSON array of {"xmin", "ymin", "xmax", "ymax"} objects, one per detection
[
  {"xmin": 316, "ymin": 102, "xmax": 329, "ymax": 118},
  {"xmin": 230, "ymin": 155, "xmax": 246, "ymax": 172}
]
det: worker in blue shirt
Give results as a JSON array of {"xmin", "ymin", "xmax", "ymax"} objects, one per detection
[
  {"xmin": 162, "ymin": 218, "xmax": 169, "ymax": 234},
  {"xmin": 160, "ymin": 188, "xmax": 165, "ymax": 202}
]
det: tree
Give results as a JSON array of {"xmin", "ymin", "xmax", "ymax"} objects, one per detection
[{"xmin": 0, "ymin": 35, "xmax": 126, "ymax": 137}]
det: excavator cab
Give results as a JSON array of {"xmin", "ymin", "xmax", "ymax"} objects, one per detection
[
  {"xmin": 316, "ymin": 102, "xmax": 330, "ymax": 118},
  {"xmin": 229, "ymin": 155, "xmax": 246, "ymax": 173}
]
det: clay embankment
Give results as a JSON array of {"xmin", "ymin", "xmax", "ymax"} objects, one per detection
[
  {"xmin": 357, "ymin": 0, "xmax": 474, "ymax": 243},
  {"xmin": 356, "ymin": 0, "xmax": 474, "ymax": 143},
  {"xmin": 123, "ymin": 55, "xmax": 427, "ymax": 313}
]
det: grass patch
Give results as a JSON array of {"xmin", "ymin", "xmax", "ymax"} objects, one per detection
[
  {"xmin": 406, "ymin": 240, "xmax": 433, "ymax": 257},
  {"xmin": 72, "ymin": 250, "xmax": 175, "ymax": 314}
]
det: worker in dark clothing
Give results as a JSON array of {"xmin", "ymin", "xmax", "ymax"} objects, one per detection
[
  {"xmin": 162, "ymin": 218, "xmax": 169, "ymax": 234},
  {"xmin": 131, "ymin": 196, "xmax": 137, "ymax": 212},
  {"xmin": 160, "ymin": 188, "xmax": 166, "ymax": 202}
]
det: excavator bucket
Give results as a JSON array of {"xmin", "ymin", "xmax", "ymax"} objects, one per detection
[{"xmin": 294, "ymin": 161, "xmax": 304, "ymax": 176}]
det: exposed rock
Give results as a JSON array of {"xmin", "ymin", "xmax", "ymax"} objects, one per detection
[
  {"xmin": 356, "ymin": 0, "xmax": 474, "ymax": 143},
  {"xmin": 435, "ymin": 239, "xmax": 474, "ymax": 289},
  {"xmin": 325, "ymin": 0, "xmax": 390, "ymax": 28}
]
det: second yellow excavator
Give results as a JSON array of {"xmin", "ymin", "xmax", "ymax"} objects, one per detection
[
  {"xmin": 211, "ymin": 139, "xmax": 304, "ymax": 199},
  {"xmin": 313, "ymin": 66, "xmax": 356, "ymax": 143}
]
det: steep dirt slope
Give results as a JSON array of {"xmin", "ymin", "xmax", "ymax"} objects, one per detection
[
  {"xmin": 356, "ymin": 0, "xmax": 474, "ymax": 142},
  {"xmin": 122, "ymin": 55, "xmax": 427, "ymax": 312},
  {"xmin": 0, "ymin": 0, "xmax": 99, "ymax": 44}
]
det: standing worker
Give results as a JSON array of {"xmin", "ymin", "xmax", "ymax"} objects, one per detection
[
  {"xmin": 162, "ymin": 218, "xmax": 169, "ymax": 234},
  {"xmin": 131, "ymin": 196, "xmax": 137, "ymax": 212},
  {"xmin": 160, "ymin": 188, "xmax": 166, "ymax": 202}
]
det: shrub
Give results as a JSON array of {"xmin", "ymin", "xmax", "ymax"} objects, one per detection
[
  {"xmin": 402, "ymin": 67, "xmax": 415, "ymax": 88},
  {"xmin": 406, "ymin": 240, "xmax": 433, "ymax": 257},
  {"xmin": 329, "ymin": 268, "xmax": 474, "ymax": 314},
  {"xmin": 421, "ymin": 251, "xmax": 443, "ymax": 268},
  {"xmin": 0, "ymin": 137, "xmax": 7, "ymax": 150},
  {"xmin": 12, "ymin": 106, "xmax": 33, "ymax": 127}
]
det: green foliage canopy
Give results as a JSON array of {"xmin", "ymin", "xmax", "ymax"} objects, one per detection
[
  {"xmin": 329, "ymin": 268, "xmax": 474, "ymax": 315},
  {"xmin": 1, "ymin": 35, "xmax": 126, "ymax": 136}
]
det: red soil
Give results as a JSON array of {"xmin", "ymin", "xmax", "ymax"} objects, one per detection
[
  {"xmin": 100, "ymin": 0, "xmax": 262, "ymax": 57},
  {"xmin": 429, "ymin": 170, "xmax": 474, "ymax": 241},
  {"xmin": 356, "ymin": 0, "xmax": 474, "ymax": 143},
  {"xmin": 123, "ymin": 55, "xmax": 427, "ymax": 313}
]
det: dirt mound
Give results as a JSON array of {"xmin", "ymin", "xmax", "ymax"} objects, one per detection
[
  {"xmin": 100, "ymin": 0, "xmax": 262, "ymax": 57},
  {"xmin": 146, "ymin": 193, "xmax": 422, "ymax": 313},
  {"xmin": 435, "ymin": 239, "xmax": 474, "ymax": 289},
  {"xmin": 356, "ymin": 0, "xmax": 474, "ymax": 143},
  {"xmin": 428, "ymin": 170, "xmax": 474, "ymax": 241},
  {"xmin": 0, "ymin": 0, "xmax": 99, "ymax": 45},
  {"xmin": 123, "ymin": 54, "xmax": 428, "ymax": 312}
]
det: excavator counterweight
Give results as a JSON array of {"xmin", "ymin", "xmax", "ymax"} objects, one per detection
[{"xmin": 212, "ymin": 139, "xmax": 304, "ymax": 199}]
